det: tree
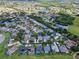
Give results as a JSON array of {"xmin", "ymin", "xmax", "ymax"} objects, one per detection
[
  {"xmin": 41, "ymin": 32, "xmax": 46, "ymax": 36},
  {"xmin": 42, "ymin": 42, "xmax": 47, "ymax": 54},
  {"xmin": 33, "ymin": 44, "xmax": 38, "ymax": 54},
  {"xmin": 70, "ymin": 44, "xmax": 79, "ymax": 52},
  {"xmin": 15, "ymin": 29, "xmax": 25, "ymax": 43},
  {"xmin": 46, "ymin": 39, "xmax": 53, "ymax": 54},
  {"xmin": 19, "ymin": 11, "xmax": 26, "ymax": 16},
  {"xmin": 29, "ymin": 39, "xmax": 34, "ymax": 44},
  {"xmin": 32, "ymin": 32, "xmax": 38, "ymax": 38},
  {"xmin": 0, "ymin": 24, "xmax": 6, "ymax": 27},
  {"xmin": 38, "ymin": 40, "xmax": 46, "ymax": 54},
  {"xmin": 31, "ymin": 32, "xmax": 38, "ymax": 42},
  {"xmin": 55, "ymin": 13, "xmax": 75, "ymax": 25}
]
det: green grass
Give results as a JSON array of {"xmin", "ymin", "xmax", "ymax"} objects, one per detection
[
  {"xmin": 2, "ymin": 54, "xmax": 73, "ymax": 59},
  {"xmin": 68, "ymin": 17, "xmax": 79, "ymax": 36},
  {"xmin": 39, "ymin": 2, "xmax": 74, "ymax": 9},
  {"xmin": 0, "ymin": 31, "xmax": 10, "ymax": 58},
  {"xmin": 73, "ymin": 17, "xmax": 79, "ymax": 26},
  {"xmin": 68, "ymin": 25, "xmax": 79, "ymax": 36}
]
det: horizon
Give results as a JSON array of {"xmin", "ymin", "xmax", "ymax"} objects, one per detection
[{"xmin": 0, "ymin": 0, "xmax": 79, "ymax": 3}]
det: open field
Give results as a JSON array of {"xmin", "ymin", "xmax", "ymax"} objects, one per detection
[{"xmin": 39, "ymin": 2, "xmax": 74, "ymax": 9}]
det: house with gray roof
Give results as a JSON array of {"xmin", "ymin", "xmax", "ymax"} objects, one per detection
[{"xmin": 6, "ymin": 45, "xmax": 18, "ymax": 56}]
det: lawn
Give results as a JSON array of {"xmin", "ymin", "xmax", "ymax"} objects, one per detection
[
  {"xmin": 2, "ymin": 54, "xmax": 73, "ymax": 59},
  {"xmin": 73, "ymin": 17, "xmax": 79, "ymax": 26},
  {"xmin": 68, "ymin": 17, "xmax": 79, "ymax": 36},
  {"xmin": 68, "ymin": 25, "xmax": 79, "ymax": 36},
  {"xmin": 0, "ymin": 31, "xmax": 10, "ymax": 58}
]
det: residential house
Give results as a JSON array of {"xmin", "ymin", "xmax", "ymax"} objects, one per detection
[
  {"xmin": 64, "ymin": 40, "xmax": 77, "ymax": 49},
  {"xmin": 44, "ymin": 44, "xmax": 50, "ymax": 53},
  {"xmin": 59, "ymin": 45, "xmax": 68, "ymax": 53},
  {"xmin": 6, "ymin": 45, "xmax": 18, "ymax": 56}
]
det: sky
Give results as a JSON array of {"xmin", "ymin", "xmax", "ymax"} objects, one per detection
[{"xmin": 0, "ymin": 0, "xmax": 79, "ymax": 3}]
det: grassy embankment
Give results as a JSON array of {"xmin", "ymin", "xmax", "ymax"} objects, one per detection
[{"xmin": 68, "ymin": 17, "xmax": 79, "ymax": 36}]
